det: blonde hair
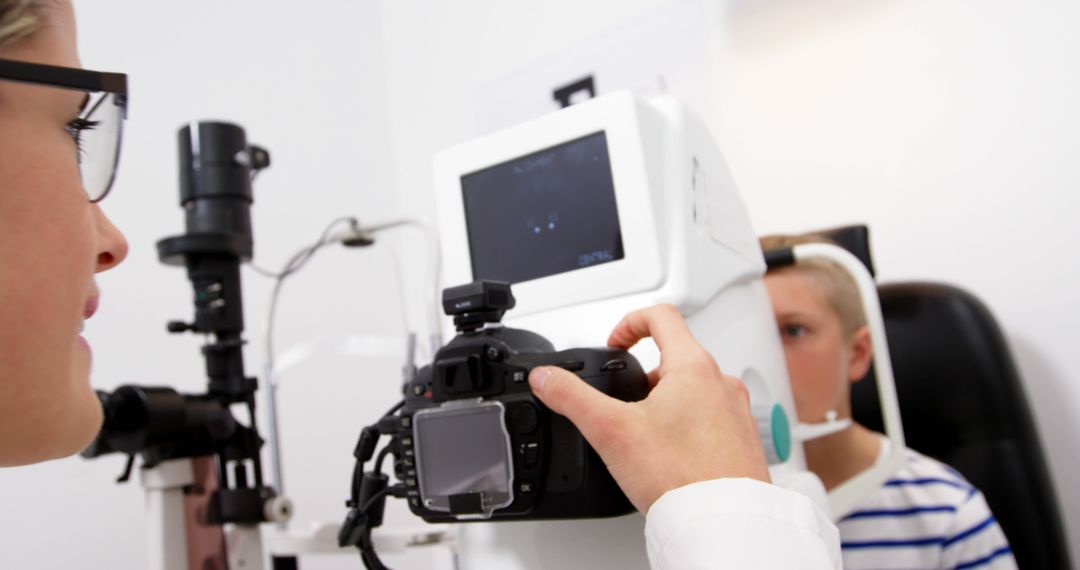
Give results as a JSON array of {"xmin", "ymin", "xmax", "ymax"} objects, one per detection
[
  {"xmin": 760, "ymin": 233, "xmax": 866, "ymax": 338},
  {"xmin": 0, "ymin": 0, "xmax": 43, "ymax": 49}
]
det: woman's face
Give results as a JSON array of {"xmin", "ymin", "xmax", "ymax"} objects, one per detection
[
  {"xmin": 763, "ymin": 269, "xmax": 867, "ymax": 424},
  {"xmin": 0, "ymin": 1, "xmax": 128, "ymax": 466}
]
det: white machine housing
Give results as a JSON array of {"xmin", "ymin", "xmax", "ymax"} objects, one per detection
[
  {"xmin": 437, "ymin": 92, "xmax": 768, "ymax": 324},
  {"xmin": 435, "ymin": 90, "xmax": 802, "ymax": 464},
  {"xmin": 432, "ymin": 91, "xmax": 825, "ymax": 569}
]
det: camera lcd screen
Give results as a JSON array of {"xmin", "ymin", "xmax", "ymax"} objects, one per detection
[
  {"xmin": 413, "ymin": 404, "xmax": 512, "ymax": 501},
  {"xmin": 461, "ymin": 131, "xmax": 625, "ymax": 284}
]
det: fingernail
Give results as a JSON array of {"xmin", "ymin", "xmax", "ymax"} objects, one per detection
[{"xmin": 529, "ymin": 367, "xmax": 551, "ymax": 391}]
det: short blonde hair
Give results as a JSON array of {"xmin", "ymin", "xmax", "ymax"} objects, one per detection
[
  {"xmin": 0, "ymin": 0, "xmax": 43, "ymax": 49},
  {"xmin": 760, "ymin": 233, "xmax": 866, "ymax": 338}
]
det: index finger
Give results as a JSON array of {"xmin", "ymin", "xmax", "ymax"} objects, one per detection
[{"xmin": 607, "ymin": 304, "xmax": 702, "ymax": 365}]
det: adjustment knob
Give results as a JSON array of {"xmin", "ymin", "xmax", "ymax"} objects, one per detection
[
  {"xmin": 753, "ymin": 403, "xmax": 792, "ymax": 465},
  {"xmin": 264, "ymin": 495, "xmax": 294, "ymax": 523},
  {"xmin": 167, "ymin": 321, "xmax": 194, "ymax": 333}
]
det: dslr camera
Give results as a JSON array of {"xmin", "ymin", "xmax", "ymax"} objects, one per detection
[{"xmin": 393, "ymin": 280, "xmax": 648, "ymax": 521}]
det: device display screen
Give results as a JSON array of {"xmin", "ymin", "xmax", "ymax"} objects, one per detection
[
  {"xmin": 414, "ymin": 405, "xmax": 512, "ymax": 499},
  {"xmin": 461, "ymin": 131, "xmax": 625, "ymax": 284}
]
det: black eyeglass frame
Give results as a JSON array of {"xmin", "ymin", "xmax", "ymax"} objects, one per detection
[{"xmin": 0, "ymin": 58, "xmax": 128, "ymax": 202}]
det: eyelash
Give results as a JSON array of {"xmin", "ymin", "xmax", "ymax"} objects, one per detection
[{"xmin": 65, "ymin": 117, "xmax": 100, "ymax": 157}]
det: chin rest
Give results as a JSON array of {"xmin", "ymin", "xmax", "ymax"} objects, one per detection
[{"xmin": 807, "ymin": 225, "xmax": 1072, "ymax": 569}]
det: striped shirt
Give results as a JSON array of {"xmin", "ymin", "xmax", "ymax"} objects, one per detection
[{"xmin": 838, "ymin": 437, "xmax": 1016, "ymax": 570}]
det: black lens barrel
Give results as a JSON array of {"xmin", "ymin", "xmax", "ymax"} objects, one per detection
[
  {"xmin": 176, "ymin": 122, "xmax": 255, "ymax": 256},
  {"xmin": 91, "ymin": 385, "xmax": 236, "ymax": 459}
]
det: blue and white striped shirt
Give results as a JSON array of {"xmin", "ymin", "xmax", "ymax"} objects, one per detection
[{"xmin": 838, "ymin": 439, "xmax": 1016, "ymax": 570}]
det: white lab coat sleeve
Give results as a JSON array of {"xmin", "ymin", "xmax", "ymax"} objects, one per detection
[{"xmin": 644, "ymin": 478, "xmax": 841, "ymax": 570}]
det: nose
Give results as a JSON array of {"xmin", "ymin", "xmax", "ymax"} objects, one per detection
[{"xmin": 93, "ymin": 204, "xmax": 128, "ymax": 272}]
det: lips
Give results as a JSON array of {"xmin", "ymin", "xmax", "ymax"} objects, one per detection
[
  {"xmin": 81, "ymin": 292, "xmax": 99, "ymax": 335},
  {"xmin": 84, "ymin": 294, "xmax": 99, "ymax": 320}
]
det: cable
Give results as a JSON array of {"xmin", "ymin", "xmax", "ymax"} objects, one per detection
[
  {"xmin": 249, "ymin": 213, "xmax": 439, "ymax": 528},
  {"xmin": 248, "ymin": 216, "xmax": 357, "ymax": 279},
  {"xmin": 350, "ymin": 461, "xmax": 363, "ymax": 505},
  {"xmin": 253, "ymin": 216, "xmax": 360, "ymax": 503},
  {"xmin": 359, "ymin": 485, "xmax": 394, "ymax": 518},
  {"xmin": 383, "ymin": 400, "xmax": 405, "ymax": 418},
  {"xmin": 353, "ymin": 217, "xmax": 443, "ymax": 347},
  {"xmin": 374, "ymin": 445, "xmax": 392, "ymax": 475},
  {"xmin": 371, "ymin": 404, "xmax": 404, "ymax": 483},
  {"xmin": 256, "ymin": 216, "xmax": 441, "ymax": 386},
  {"xmin": 341, "ymin": 402, "xmax": 408, "ymax": 569},
  {"xmin": 259, "ymin": 215, "xmax": 361, "ymax": 374},
  {"xmin": 357, "ymin": 485, "xmax": 398, "ymax": 570},
  {"xmin": 342, "ymin": 469, "xmax": 402, "ymax": 569},
  {"xmin": 359, "ymin": 526, "xmax": 389, "ymax": 570}
]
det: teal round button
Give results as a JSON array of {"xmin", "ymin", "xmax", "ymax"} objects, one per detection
[{"xmin": 771, "ymin": 404, "xmax": 792, "ymax": 463}]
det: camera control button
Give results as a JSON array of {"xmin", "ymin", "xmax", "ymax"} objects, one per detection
[
  {"xmin": 401, "ymin": 436, "xmax": 413, "ymax": 447},
  {"xmin": 556, "ymin": 360, "xmax": 585, "ymax": 372},
  {"xmin": 511, "ymin": 369, "xmax": 528, "ymax": 383},
  {"xmin": 601, "ymin": 359, "xmax": 628, "ymax": 372},
  {"xmin": 522, "ymin": 441, "xmax": 541, "ymax": 468},
  {"xmin": 510, "ymin": 404, "xmax": 540, "ymax": 435},
  {"xmin": 519, "ymin": 481, "xmax": 535, "ymax": 495}
]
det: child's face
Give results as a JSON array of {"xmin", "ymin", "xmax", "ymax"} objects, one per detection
[{"xmin": 763, "ymin": 269, "xmax": 857, "ymax": 423}]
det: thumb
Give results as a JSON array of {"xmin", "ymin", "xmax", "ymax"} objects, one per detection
[{"xmin": 529, "ymin": 366, "xmax": 622, "ymax": 445}]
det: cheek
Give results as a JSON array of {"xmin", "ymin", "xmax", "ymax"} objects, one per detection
[
  {"xmin": 783, "ymin": 343, "xmax": 843, "ymax": 419},
  {"xmin": 0, "ymin": 100, "xmax": 81, "ymax": 189},
  {"xmin": 0, "ymin": 118, "xmax": 98, "ymax": 392},
  {"xmin": 0, "ymin": 116, "xmax": 92, "ymax": 260}
]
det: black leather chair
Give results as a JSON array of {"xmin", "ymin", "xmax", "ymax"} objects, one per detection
[{"xmin": 811, "ymin": 225, "xmax": 1072, "ymax": 569}]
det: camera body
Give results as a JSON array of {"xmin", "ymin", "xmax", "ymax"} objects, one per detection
[{"xmin": 392, "ymin": 281, "xmax": 648, "ymax": 522}]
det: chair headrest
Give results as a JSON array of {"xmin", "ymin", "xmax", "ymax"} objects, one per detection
[
  {"xmin": 852, "ymin": 282, "xmax": 1025, "ymax": 454},
  {"xmin": 816, "ymin": 224, "xmax": 876, "ymax": 277}
]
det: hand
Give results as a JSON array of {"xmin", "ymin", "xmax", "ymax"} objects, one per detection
[{"xmin": 528, "ymin": 304, "xmax": 771, "ymax": 514}]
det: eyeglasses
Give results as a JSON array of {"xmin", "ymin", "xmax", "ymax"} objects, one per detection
[{"xmin": 0, "ymin": 58, "xmax": 128, "ymax": 203}]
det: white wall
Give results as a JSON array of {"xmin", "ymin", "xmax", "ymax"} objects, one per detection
[
  {"xmin": 375, "ymin": 0, "xmax": 1080, "ymax": 561},
  {"xmin": 0, "ymin": 2, "xmax": 439, "ymax": 569}
]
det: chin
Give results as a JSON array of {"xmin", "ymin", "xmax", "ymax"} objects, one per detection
[
  {"xmin": 0, "ymin": 381, "xmax": 104, "ymax": 467},
  {"xmin": 56, "ymin": 349, "xmax": 105, "ymax": 457},
  {"xmin": 0, "ymin": 337, "xmax": 107, "ymax": 464},
  {"xmin": 52, "ymin": 384, "xmax": 106, "ymax": 459}
]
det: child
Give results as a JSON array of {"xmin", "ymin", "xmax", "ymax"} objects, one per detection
[{"xmin": 761, "ymin": 233, "xmax": 1015, "ymax": 570}]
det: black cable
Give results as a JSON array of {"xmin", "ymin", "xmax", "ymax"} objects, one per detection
[
  {"xmin": 355, "ymin": 486, "xmax": 395, "ymax": 570},
  {"xmin": 374, "ymin": 445, "xmax": 392, "ymax": 475},
  {"xmin": 248, "ymin": 216, "xmax": 359, "ymax": 279},
  {"xmin": 359, "ymin": 485, "xmax": 393, "ymax": 517},
  {"xmin": 359, "ymin": 526, "xmax": 389, "ymax": 570},
  {"xmin": 383, "ymin": 400, "xmax": 405, "ymax": 418},
  {"xmin": 349, "ymin": 461, "xmax": 362, "ymax": 505},
  {"xmin": 344, "ymin": 401, "xmax": 405, "ymax": 569}
]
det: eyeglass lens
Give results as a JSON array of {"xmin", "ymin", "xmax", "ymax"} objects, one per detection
[{"xmin": 77, "ymin": 91, "xmax": 124, "ymax": 203}]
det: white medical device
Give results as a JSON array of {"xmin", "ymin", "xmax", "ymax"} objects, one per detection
[
  {"xmin": 132, "ymin": 92, "xmax": 906, "ymax": 570},
  {"xmin": 432, "ymin": 91, "xmax": 905, "ymax": 569}
]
